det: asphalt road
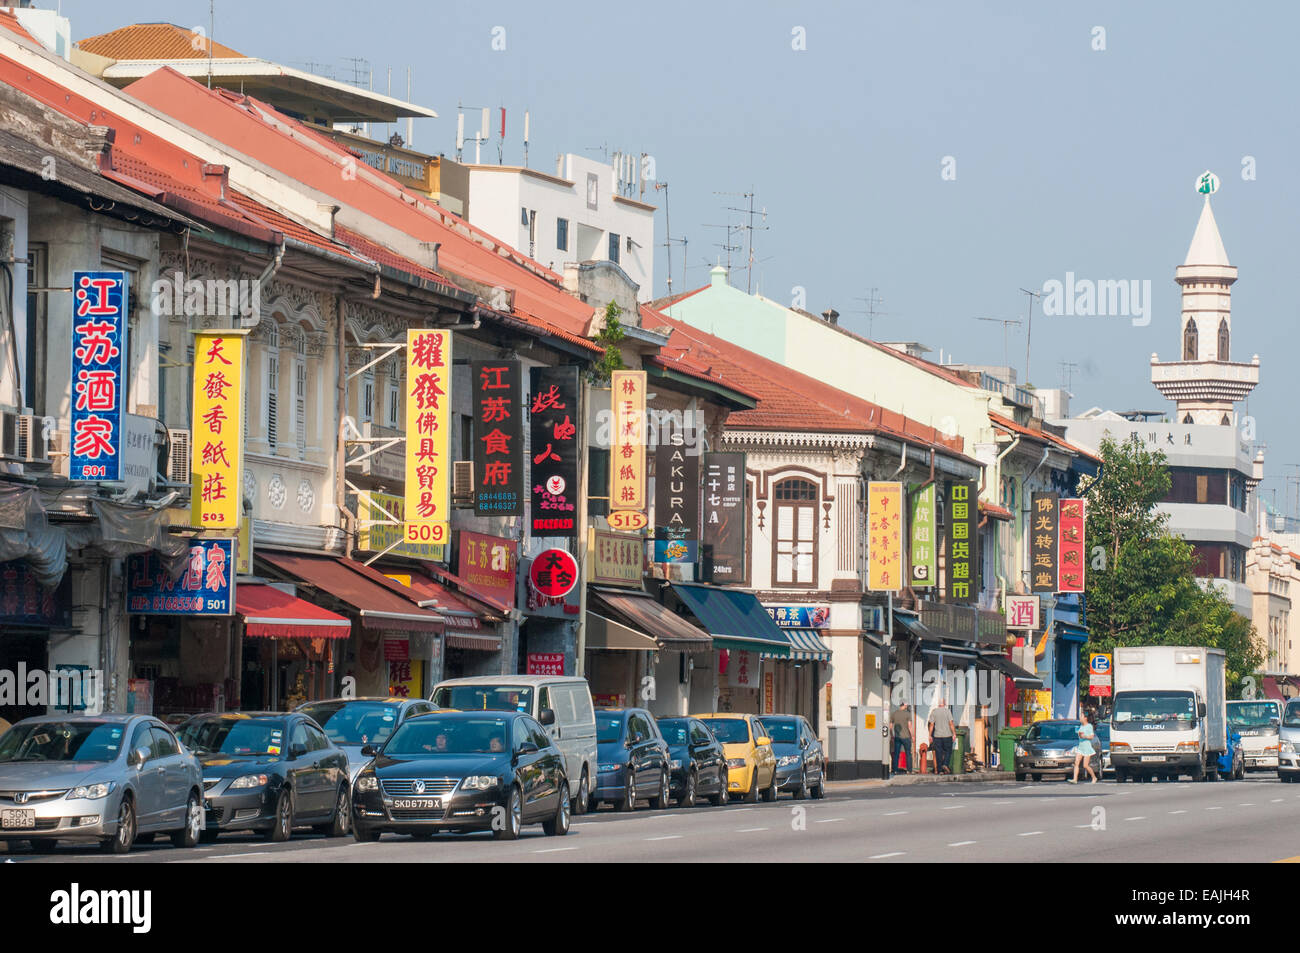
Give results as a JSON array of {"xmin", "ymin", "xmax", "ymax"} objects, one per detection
[{"xmin": 9, "ymin": 773, "xmax": 1300, "ymax": 863}]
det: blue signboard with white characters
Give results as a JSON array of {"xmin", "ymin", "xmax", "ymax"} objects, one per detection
[
  {"xmin": 69, "ymin": 271, "xmax": 128, "ymax": 481},
  {"xmin": 126, "ymin": 538, "xmax": 235, "ymax": 615},
  {"xmin": 764, "ymin": 605, "xmax": 831, "ymax": 629}
]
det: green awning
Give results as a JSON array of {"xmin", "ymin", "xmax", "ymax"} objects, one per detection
[{"xmin": 670, "ymin": 583, "xmax": 792, "ymax": 657}]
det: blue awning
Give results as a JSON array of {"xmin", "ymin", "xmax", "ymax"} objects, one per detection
[
  {"xmin": 671, "ymin": 583, "xmax": 792, "ymax": 657},
  {"xmin": 1054, "ymin": 619, "xmax": 1090, "ymax": 644},
  {"xmin": 762, "ymin": 629, "xmax": 831, "ymax": 662}
]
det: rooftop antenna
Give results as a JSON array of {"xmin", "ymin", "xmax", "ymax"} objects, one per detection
[
  {"xmin": 854, "ymin": 288, "xmax": 893, "ymax": 337},
  {"xmin": 1019, "ymin": 287, "xmax": 1042, "ymax": 385},
  {"xmin": 703, "ymin": 220, "xmax": 742, "ymax": 276},
  {"xmin": 654, "ymin": 181, "xmax": 684, "ymax": 296},
  {"xmin": 1057, "ymin": 360, "xmax": 1079, "ymax": 391},
  {"xmin": 716, "ymin": 190, "xmax": 768, "ymax": 294},
  {"xmin": 498, "ymin": 106, "xmax": 506, "ymax": 165},
  {"xmin": 207, "ymin": 0, "xmax": 214, "ymax": 89},
  {"xmin": 972, "ymin": 316, "xmax": 1022, "ymax": 372},
  {"xmin": 585, "ymin": 142, "xmax": 610, "ymax": 162},
  {"xmin": 455, "ymin": 104, "xmax": 490, "ymax": 163},
  {"xmin": 406, "ymin": 67, "xmax": 414, "ymax": 150},
  {"xmin": 523, "ymin": 110, "xmax": 530, "ymax": 168}
]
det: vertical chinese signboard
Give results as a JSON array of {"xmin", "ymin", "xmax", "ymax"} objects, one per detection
[
  {"xmin": 610, "ymin": 370, "xmax": 646, "ymax": 513},
  {"xmin": 1030, "ymin": 492, "xmax": 1059, "ymax": 593},
  {"xmin": 70, "ymin": 271, "xmax": 128, "ymax": 481},
  {"xmin": 868, "ymin": 481, "xmax": 903, "ymax": 591},
  {"xmin": 471, "ymin": 360, "xmax": 522, "ymax": 515},
  {"xmin": 654, "ymin": 430, "xmax": 699, "ymax": 563},
  {"xmin": 405, "ymin": 329, "xmax": 452, "ymax": 546},
  {"xmin": 910, "ymin": 483, "xmax": 937, "ymax": 587},
  {"xmin": 1058, "ymin": 498, "xmax": 1086, "ymax": 593},
  {"xmin": 944, "ymin": 480, "xmax": 979, "ymax": 604},
  {"xmin": 701, "ymin": 451, "xmax": 746, "ymax": 582},
  {"xmin": 529, "ymin": 366, "xmax": 579, "ymax": 537},
  {"xmin": 191, "ymin": 331, "xmax": 246, "ymax": 528}
]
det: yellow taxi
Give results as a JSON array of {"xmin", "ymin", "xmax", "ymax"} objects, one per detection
[{"xmin": 693, "ymin": 713, "xmax": 778, "ymax": 803}]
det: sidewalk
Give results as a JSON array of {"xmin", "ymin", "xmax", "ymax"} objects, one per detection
[{"xmin": 823, "ymin": 768, "xmax": 1012, "ymax": 794}]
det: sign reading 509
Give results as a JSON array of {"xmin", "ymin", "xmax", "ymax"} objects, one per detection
[{"xmin": 404, "ymin": 522, "xmax": 448, "ymax": 545}]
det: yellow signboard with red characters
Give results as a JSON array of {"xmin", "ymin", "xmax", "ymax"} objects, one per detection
[
  {"xmin": 610, "ymin": 369, "xmax": 646, "ymax": 512},
  {"xmin": 404, "ymin": 329, "xmax": 452, "ymax": 546},
  {"xmin": 191, "ymin": 330, "xmax": 248, "ymax": 529},
  {"xmin": 868, "ymin": 481, "xmax": 903, "ymax": 592}
]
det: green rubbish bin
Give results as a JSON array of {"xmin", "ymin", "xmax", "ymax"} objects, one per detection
[
  {"xmin": 998, "ymin": 726, "xmax": 1029, "ymax": 773},
  {"xmin": 950, "ymin": 727, "xmax": 969, "ymax": 774}
]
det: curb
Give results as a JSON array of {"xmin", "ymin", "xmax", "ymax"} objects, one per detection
[{"xmin": 886, "ymin": 770, "xmax": 1012, "ymax": 785}]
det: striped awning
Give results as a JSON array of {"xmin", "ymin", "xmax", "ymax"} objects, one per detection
[{"xmin": 762, "ymin": 629, "xmax": 832, "ymax": 662}]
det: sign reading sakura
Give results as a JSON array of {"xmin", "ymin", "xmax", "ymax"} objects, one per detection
[
  {"xmin": 1058, "ymin": 498, "xmax": 1087, "ymax": 593},
  {"xmin": 190, "ymin": 330, "xmax": 247, "ymax": 528},
  {"xmin": 529, "ymin": 366, "xmax": 579, "ymax": 537},
  {"xmin": 126, "ymin": 538, "xmax": 235, "ymax": 615},
  {"xmin": 405, "ymin": 329, "xmax": 452, "ymax": 546},
  {"xmin": 70, "ymin": 271, "xmax": 128, "ymax": 481},
  {"xmin": 1004, "ymin": 594, "xmax": 1040, "ymax": 630},
  {"xmin": 528, "ymin": 547, "xmax": 579, "ymax": 599},
  {"xmin": 526, "ymin": 652, "xmax": 565, "ymax": 676}
]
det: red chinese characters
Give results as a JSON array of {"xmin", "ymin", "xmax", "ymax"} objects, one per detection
[{"xmin": 405, "ymin": 330, "xmax": 452, "ymax": 527}]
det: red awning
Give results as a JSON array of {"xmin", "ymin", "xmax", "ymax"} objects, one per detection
[
  {"xmin": 403, "ymin": 573, "xmax": 502, "ymax": 651},
  {"xmin": 979, "ymin": 501, "xmax": 1014, "ymax": 522},
  {"xmin": 259, "ymin": 552, "xmax": 443, "ymax": 632},
  {"xmin": 1263, "ymin": 676, "xmax": 1286, "ymax": 701},
  {"xmin": 236, "ymin": 584, "xmax": 351, "ymax": 640}
]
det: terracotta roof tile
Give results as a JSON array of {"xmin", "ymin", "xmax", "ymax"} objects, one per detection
[
  {"xmin": 0, "ymin": 10, "xmax": 37, "ymax": 44},
  {"xmin": 989, "ymin": 411, "xmax": 1100, "ymax": 463},
  {"xmin": 77, "ymin": 23, "xmax": 245, "ymax": 60}
]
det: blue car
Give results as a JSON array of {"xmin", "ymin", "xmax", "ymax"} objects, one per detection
[
  {"xmin": 761, "ymin": 714, "xmax": 826, "ymax": 799},
  {"xmin": 1216, "ymin": 729, "xmax": 1245, "ymax": 780},
  {"xmin": 591, "ymin": 708, "xmax": 671, "ymax": 811}
]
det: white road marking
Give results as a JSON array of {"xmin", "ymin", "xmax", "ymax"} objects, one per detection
[
  {"xmin": 994, "ymin": 801, "xmax": 1013, "ymax": 805},
  {"xmin": 1018, "ymin": 831, "xmax": 1042, "ymax": 837},
  {"xmin": 1271, "ymin": 798, "xmax": 1284, "ymax": 803},
  {"xmin": 942, "ymin": 805, "xmax": 964, "ymax": 810},
  {"xmin": 533, "ymin": 847, "xmax": 577, "ymax": 854},
  {"xmin": 1168, "ymin": 810, "xmax": 1187, "ymax": 815},
  {"xmin": 211, "ymin": 851, "xmax": 272, "ymax": 859},
  {"xmin": 1074, "ymin": 824, "xmax": 1093, "ymax": 828},
  {"xmin": 645, "ymin": 835, "xmax": 682, "ymax": 841},
  {"xmin": 883, "ymin": 810, "xmax": 908, "ymax": 816},
  {"xmin": 1125, "ymin": 816, "xmax": 1146, "ymax": 821},
  {"xmin": 814, "ymin": 818, "xmax": 844, "ymax": 824},
  {"xmin": 1239, "ymin": 803, "xmax": 1254, "ymax": 807},
  {"xmin": 735, "ymin": 827, "xmax": 768, "ymax": 833},
  {"xmin": 869, "ymin": 851, "xmax": 905, "ymax": 859},
  {"xmin": 1205, "ymin": 806, "xmax": 1223, "ymax": 811},
  {"xmin": 948, "ymin": 840, "xmax": 975, "ymax": 847}
]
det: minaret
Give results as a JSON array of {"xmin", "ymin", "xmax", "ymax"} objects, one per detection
[{"xmin": 1151, "ymin": 172, "xmax": 1259, "ymax": 426}]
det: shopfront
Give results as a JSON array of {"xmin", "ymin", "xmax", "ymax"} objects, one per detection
[
  {"xmin": 761, "ymin": 604, "xmax": 832, "ymax": 722},
  {"xmin": 0, "ymin": 560, "xmax": 74, "ymax": 725}
]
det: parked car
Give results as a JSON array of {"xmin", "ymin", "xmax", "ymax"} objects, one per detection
[
  {"xmin": 296, "ymin": 697, "xmax": 441, "ymax": 781},
  {"xmin": 695, "ymin": 713, "xmax": 777, "ymax": 802},
  {"xmin": 1279, "ymin": 700, "xmax": 1300, "ymax": 782},
  {"xmin": 430, "ymin": 675, "xmax": 596, "ymax": 814},
  {"xmin": 178, "ymin": 712, "xmax": 351, "ymax": 842},
  {"xmin": 1217, "ymin": 729, "xmax": 1245, "ymax": 780},
  {"xmin": 762, "ymin": 714, "xmax": 826, "ymax": 799},
  {"xmin": 1013, "ymin": 719, "xmax": 1102, "ymax": 782},
  {"xmin": 351, "ymin": 709, "xmax": 569, "ymax": 841},
  {"xmin": 1094, "ymin": 721, "xmax": 1112, "ymax": 778},
  {"xmin": 592, "ymin": 708, "xmax": 671, "ymax": 811},
  {"xmin": 0, "ymin": 714, "xmax": 203, "ymax": 854},
  {"xmin": 657, "ymin": 716, "xmax": 729, "ymax": 807},
  {"xmin": 1227, "ymin": 700, "xmax": 1281, "ymax": 771}
]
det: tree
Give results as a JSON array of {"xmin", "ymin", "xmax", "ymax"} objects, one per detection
[
  {"xmin": 1080, "ymin": 436, "xmax": 1262, "ymax": 695},
  {"xmin": 588, "ymin": 300, "xmax": 625, "ymax": 384}
]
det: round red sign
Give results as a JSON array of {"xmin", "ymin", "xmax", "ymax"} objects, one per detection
[{"xmin": 529, "ymin": 548, "xmax": 579, "ymax": 599}]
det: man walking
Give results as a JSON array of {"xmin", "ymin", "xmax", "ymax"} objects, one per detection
[
  {"xmin": 890, "ymin": 700, "xmax": 913, "ymax": 773},
  {"xmin": 928, "ymin": 698, "xmax": 955, "ymax": 775}
]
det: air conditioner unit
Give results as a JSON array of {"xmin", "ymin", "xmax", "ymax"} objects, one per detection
[
  {"xmin": 167, "ymin": 429, "xmax": 192, "ymax": 484},
  {"xmin": 16, "ymin": 414, "xmax": 48, "ymax": 463},
  {"xmin": 452, "ymin": 460, "xmax": 474, "ymax": 507}
]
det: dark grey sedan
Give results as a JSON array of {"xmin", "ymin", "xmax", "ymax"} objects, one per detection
[
  {"xmin": 1013, "ymin": 719, "xmax": 1102, "ymax": 782},
  {"xmin": 762, "ymin": 714, "xmax": 826, "ymax": 799}
]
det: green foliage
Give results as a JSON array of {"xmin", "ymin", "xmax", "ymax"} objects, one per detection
[
  {"xmin": 1080, "ymin": 436, "xmax": 1262, "ymax": 696},
  {"xmin": 588, "ymin": 300, "xmax": 626, "ymax": 383}
]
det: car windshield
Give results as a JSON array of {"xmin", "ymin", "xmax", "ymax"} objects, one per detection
[
  {"xmin": 1227, "ymin": 702, "xmax": 1280, "ymax": 730},
  {"xmin": 700, "ymin": 718, "xmax": 749, "ymax": 744},
  {"xmin": 1023, "ymin": 722, "xmax": 1081, "ymax": 743},
  {"xmin": 384, "ymin": 716, "xmax": 511, "ymax": 756},
  {"xmin": 658, "ymin": 719, "xmax": 689, "ymax": 745},
  {"xmin": 431, "ymin": 685, "xmax": 534, "ymax": 713},
  {"xmin": 1112, "ymin": 692, "xmax": 1196, "ymax": 729},
  {"xmin": 596, "ymin": 713, "xmax": 625, "ymax": 744},
  {"xmin": 178, "ymin": 718, "xmax": 287, "ymax": 756},
  {"xmin": 1094, "ymin": 723, "xmax": 1110, "ymax": 744},
  {"xmin": 762, "ymin": 719, "xmax": 799, "ymax": 744},
  {"xmin": 0, "ymin": 721, "xmax": 126, "ymax": 763},
  {"xmin": 1285, "ymin": 703, "xmax": 1300, "ymax": 729},
  {"xmin": 299, "ymin": 701, "xmax": 401, "ymax": 746}
]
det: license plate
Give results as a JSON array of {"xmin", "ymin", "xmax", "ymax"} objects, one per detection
[
  {"xmin": 1140, "ymin": 755, "xmax": 1166, "ymax": 763},
  {"xmin": 391, "ymin": 798, "xmax": 440, "ymax": 810},
  {"xmin": 1035, "ymin": 761, "xmax": 1059, "ymax": 767},
  {"xmin": 1, "ymin": 809, "xmax": 36, "ymax": 829}
]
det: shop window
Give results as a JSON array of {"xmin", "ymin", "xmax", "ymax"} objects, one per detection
[{"xmin": 773, "ymin": 477, "xmax": 818, "ymax": 586}]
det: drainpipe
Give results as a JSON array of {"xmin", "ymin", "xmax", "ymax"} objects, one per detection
[
  {"xmin": 891, "ymin": 441, "xmax": 908, "ymax": 478},
  {"xmin": 336, "ymin": 292, "xmax": 354, "ymax": 558},
  {"xmin": 243, "ymin": 240, "xmax": 285, "ymax": 329}
]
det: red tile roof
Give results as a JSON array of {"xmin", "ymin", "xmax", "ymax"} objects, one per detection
[
  {"xmin": 77, "ymin": 23, "xmax": 245, "ymax": 60},
  {"xmin": 0, "ymin": 10, "xmax": 36, "ymax": 44},
  {"xmin": 989, "ymin": 411, "xmax": 1100, "ymax": 463}
]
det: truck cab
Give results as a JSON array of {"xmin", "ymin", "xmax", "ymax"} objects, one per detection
[{"xmin": 1226, "ymin": 699, "xmax": 1281, "ymax": 772}]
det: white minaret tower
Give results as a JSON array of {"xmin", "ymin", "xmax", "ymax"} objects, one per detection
[{"xmin": 1151, "ymin": 171, "xmax": 1259, "ymax": 426}]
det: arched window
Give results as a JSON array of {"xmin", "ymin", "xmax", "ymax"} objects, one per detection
[
  {"xmin": 773, "ymin": 477, "xmax": 818, "ymax": 587},
  {"xmin": 1217, "ymin": 318, "xmax": 1229, "ymax": 360},
  {"xmin": 1183, "ymin": 318, "xmax": 1198, "ymax": 360}
]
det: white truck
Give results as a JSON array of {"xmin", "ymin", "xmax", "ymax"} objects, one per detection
[{"xmin": 1109, "ymin": 646, "xmax": 1227, "ymax": 782}]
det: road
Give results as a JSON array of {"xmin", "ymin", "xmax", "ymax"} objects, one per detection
[{"xmin": 9, "ymin": 773, "xmax": 1300, "ymax": 863}]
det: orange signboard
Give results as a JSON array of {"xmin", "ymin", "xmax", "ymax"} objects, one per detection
[{"xmin": 609, "ymin": 370, "xmax": 646, "ymax": 512}]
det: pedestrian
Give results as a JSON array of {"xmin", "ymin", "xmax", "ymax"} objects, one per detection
[
  {"xmin": 928, "ymin": 698, "xmax": 955, "ymax": 775},
  {"xmin": 1070, "ymin": 710, "xmax": 1099, "ymax": 784},
  {"xmin": 890, "ymin": 699, "xmax": 913, "ymax": 773}
]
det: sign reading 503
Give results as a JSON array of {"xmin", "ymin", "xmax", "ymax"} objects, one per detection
[{"xmin": 404, "ymin": 522, "xmax": 448, "ymax": 544}]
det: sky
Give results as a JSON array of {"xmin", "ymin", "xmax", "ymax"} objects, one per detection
[{"xmin": 54, "ymin": 0, "xmax": 1300, "ymax": 511}]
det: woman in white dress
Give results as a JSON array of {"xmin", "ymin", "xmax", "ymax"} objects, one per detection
[{"xmin": 1069, "ymin": 710, "xmax": 1098, "ymax": 784}]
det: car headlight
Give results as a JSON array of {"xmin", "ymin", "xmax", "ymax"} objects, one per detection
[
  {"xmin": 67, "ymin": 781, "xmax": 116, "ymax": 800},
  {"xmin": 1014, "ymin": 746, "xmax": 1027, "ymax": 757},
  {"xmin": 228, "ymin": 774, "xmax": 269, "ymax": 789},
  {"xmin": 355, "ymin": 775, "xmax": 379, "ymax": 792},
  {"xmin": 669, "ymin": 760, "xmax": 681, "ymax": 770},
  {"xmin": 726, "ymin": 758, "xmax": 746, "ymax": 769},
  {"xmin": 1175, "ymin": 742, "xmax": 1199, "ymax": 752},
  {"xmin": 599, "ymin": 763, "xmax": 622, "ymax": 773},
  {"xmin": 1282, "ymin": 741, "xmax": 1296, "ymax": 754},
  {"xmin": 461, "ymin": 775, "xmax": 500, "ymax": 791},
  {"xmin": 777, "ymin": 755, "xmax": 799, "ymax": 767}
]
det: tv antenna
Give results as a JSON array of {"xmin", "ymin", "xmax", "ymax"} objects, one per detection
[
  {"xmin": 655, "ymin": 182, "xmax": 687, "ymax": 297},
  {"xmin": 703, "ymin": 220, "xmax": 743, "ymax": 277},
  {"xmin": 854, "ymin": 289, "xmax": 894, "ymax": 337},
  {"xmin": 1020, "ymin": 287, "xmax": 1042, "ymax": 385},
  {"xmin": 1057, "ymin": 360, "xmax": 1079, "ymax": 391},
  {"xmin": 972, "ymin": 316, "xmax": 1022, "ymax": 372},
  {"xmin": 455, "ymin": 104, "xmax": 491, "ymax": 164},
  {"xmin": 715, "ymin": 190, "xmax": 768, "ymax": 294}
]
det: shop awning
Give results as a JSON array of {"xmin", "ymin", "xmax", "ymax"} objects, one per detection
[
  {"xmin": 895, "ymin": 613, "xmax": 937, "ymax": 641},
  {"xmin": 1054, "ymin": 619, "xmax": 1090, "ymax": 644},
  {"xmin": 589, "ymin": 587, "xmax": 712, "ymax": 654},
  {"xmin": 976, "ymin": 651, "xmax": 1044, "ymax": 688},
  {"xmin": 587, "ymin": 613, "xmax": 660, "ymax": 652},
  {"xmin": 402, "ymin": 572, "xmax": 502, "ymax": 650},
  {"xmin": 763, "ymin": 629, "xmax": 832, "ymax": 662},
  {"xmin": 919, "ymin": 641, "xmax": 981, "ymax": 662},
  {"xmin": 670, "ymin": 583, "xmax": 792, "ymax": 657},
  {"xmin": 979, "ymin": 501, "xmax": 1015, "ymax": 522},
  {"xmin": 236, "ymin": 584, "xmax": 351, "ymax": 640},
  {"xmin": 260, "ymin": 551, "xmax": 443, "ymax": 632}
]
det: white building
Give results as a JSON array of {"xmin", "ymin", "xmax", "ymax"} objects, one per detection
[{"xmin": 466, "ymin": 153, "xmax": 656, "ymax": 301}]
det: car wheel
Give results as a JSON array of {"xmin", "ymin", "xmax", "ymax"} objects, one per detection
[
  {"xmin": 200, "ymin": 828, "xmax": 220, "ymax": 844},
  {"xmin": 615, "ymin": 770, "xmax": 637, "ymax": 812},
  {"xmin": 102, "ymin": 795, "xmax": 136, "ymax": 855},
  {"xmin": 680, "ymin": 770, "xmax": 697, "ymax": 808},
  {"xmin": 171, "ymin": 792, "xmax": 202, "ymax": 848},
  {"xmin": 649, "ymin": 770, "xmax": 670, "ymax": 810},
  {"xmin": 316, "ymin": 785, "xmax": 350, "ymax": 837},
  {"xmin": 1015, "ymin": 772, "xmax": 1027, "ymax": 782},
  {"xmin": 794, "ymin": 768, "xmax": 809, "ymax": 801},
  {"xmin": 266, "ymin": 788, "xmax": 293, "ymax": 843},
  {"xmin": 543, "ymin": 780, "xmax": 571, "ymax": 836},
  {"xmin": 353, "ymin": 824, "xmax": 381, "ymax": 843},
  {"xmin": 494, "ymin": 786, "xmax": 523, "ymax": 840},
  {"xmin": 812, "ymin": 764, "xmax": 826, "ymax": 799},
  {"xmin": 709, "ymin": 768, "xmax": 728, "ymax": 806},
  {"xmin": 572, "ymin": 770, "xmax": 590, "ymax": 816},
  {"xmin": 745, "ymin": 769, "xmax": 760, "ymax": 804},
  {"xmin": 1030, "ymin": 774, "xmax": 1041, "ymax": 783}
]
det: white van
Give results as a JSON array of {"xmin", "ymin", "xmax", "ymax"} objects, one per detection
[{"xmin": 430, "ymin": 675, "xmax": 598, "ymax": 814}]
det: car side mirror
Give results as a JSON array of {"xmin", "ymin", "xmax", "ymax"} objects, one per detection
[
  {"xmin": 131, "ymin": 747, "xmax": 150, "ymax": 767},
  {"xmin": 799, "ymin": 737, "xmax": 809, "ymax": 749},
  {"xmin": 360, "ymin": 744, "xmax": 376, "ymax": 757},
  {"xmin": 515, "ymin": 741, "xmax": 539, "ymax": 758},
  {"xmin": 1197, "ymin": 702, "xmax": 1207, "ymax": 718},
  {"xmin": 539, "ymin": 708, "xmax": 556, "ymax": 726},
  {"xmin": 290, "ymin": 743, "xmax": 308, "ymax": 759},
  {"xmin": 756, "ymin": 737, "xmax": 771, "ymax": 747}
]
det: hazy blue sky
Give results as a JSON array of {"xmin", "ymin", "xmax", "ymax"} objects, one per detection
[{"xmin": 58, "ymin": 0, "xmax": 1300, "ymax": 509}]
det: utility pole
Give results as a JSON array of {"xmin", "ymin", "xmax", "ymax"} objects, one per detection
[
  {"xmin": 1019, "ymin": 287, "xmax": 1041, "ymax": 386},
  {"xmin": 974, "ymin": 317, "xmax": 1022, "ymax": 373}
]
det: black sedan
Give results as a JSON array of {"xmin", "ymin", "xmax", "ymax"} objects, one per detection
[
  {"xmin": 762, "ymin": 714, "xmax": 826, "ymax": 799},
  {"xmin": 351, "ymin": 710, "xmax": 569, "ymax": 841},
  {"xmin": 592, "ymin": 708, "xmax": 671, "ymax": 811},
  {"xmin": 656, "ymin": 716, "xmax": 729, "ymax": 807},
  {"xmin": 177, "ymin": 712, "xmax": 352, "ymax": 842},
  {"xmin": 1012, "ymin": 719, "xmax": 1102, "ymax": 782}
]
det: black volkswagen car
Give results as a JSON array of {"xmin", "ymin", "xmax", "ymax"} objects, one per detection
[
  {"xmin": 351, "ymin": 710, "xmax": 570, "ymax": 841},
  {"xmin": 177, "ymin": 712, "xmax": 352, "ymax": 842},
  {"xmin": 762, "ymin": 714, "xmax": 826, "ymax": 799},
  {"xmin": 656, "ymin": 716, "xmax": 728, "ymax": 807}
]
